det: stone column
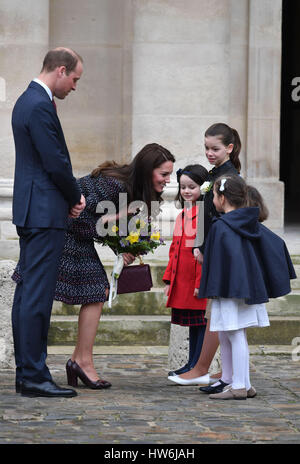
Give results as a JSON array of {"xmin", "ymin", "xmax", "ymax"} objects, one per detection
[
  {"xmin": 49, "ymin": 0, "xmax": 133, "ymax": 175},
  {"xmin": 0, "ymin": 0, "xmax": 50, "ymax": 259},
  {"xmin": 130, "ymin": 0, "xmax": 235, "ymax": 371},
  {"xmin": 228, "ymin": 0, "xmax": 249, "ymax": 173},
  {"xmin": 131, "ymin": 0, "xmax": 232, "ymax": 167},
  {"xmin": 246, "ymin": 0, "xmax": 283, "ymax": 230}
]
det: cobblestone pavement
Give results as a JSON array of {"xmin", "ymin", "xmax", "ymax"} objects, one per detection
[{"xmin": 0, "ymin": 351, "xmax": 300, "ymax": 445}]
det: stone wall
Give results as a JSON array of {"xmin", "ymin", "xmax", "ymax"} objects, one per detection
[
  {"xmin": 0, "ymin": 260, "xmax": 16, "ymax": 368},
  {"xmin": 0, "ymin": 0, "xmax": 283, "ymax": 229}
]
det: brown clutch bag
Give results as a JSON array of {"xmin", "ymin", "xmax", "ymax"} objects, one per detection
[{"xmin": 117, "ymin": 264, "xmax": 153, "ymax": 294}]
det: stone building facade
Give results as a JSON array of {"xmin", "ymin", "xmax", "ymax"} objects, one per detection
[{"xmin": 0, "ymin": 0, "xmax": 284, "ymax": 258}]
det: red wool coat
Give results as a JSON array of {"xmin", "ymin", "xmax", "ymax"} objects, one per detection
[{"xmin": 163, "ymin": 205, "xmax": 207, "ymax": 310}]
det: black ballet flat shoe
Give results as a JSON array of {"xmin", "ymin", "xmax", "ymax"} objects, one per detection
[
  {"xmin": 199, "ymin": 380, "xmax": 229, "ymax": 394},
  {"xmin": 66, "ymin": 359, "xmax": 112, "ymax": 390}
]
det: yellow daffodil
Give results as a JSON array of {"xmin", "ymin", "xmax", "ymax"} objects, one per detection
[
  {"xmin": 150, "ymin": 231, "xmax": 160, "ymax": 241},
  {"xmin": 126, "ymin": 231, "xmax": 140, "ymax": 244},
  {"xmin": 136, "ymin": 219, "xmax": 146, "ymax": 229}
]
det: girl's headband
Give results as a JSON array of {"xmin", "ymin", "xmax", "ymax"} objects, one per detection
[{"xmin": 176, "ymin": 168, "xmax": 191, "ymax": 182}]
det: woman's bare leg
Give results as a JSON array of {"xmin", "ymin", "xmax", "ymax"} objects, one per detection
[
  {"xmin": 179, "ymin": 319, "xmax": 221, "ymax": 379},
  {"xmin": 71, "ymin": 301, "xmax": 104, "ymax": 381}
]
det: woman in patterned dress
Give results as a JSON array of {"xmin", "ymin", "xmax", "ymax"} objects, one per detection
[{"xmin": 57, "ymin": 143, "xmax": 175, "ymax": 388}]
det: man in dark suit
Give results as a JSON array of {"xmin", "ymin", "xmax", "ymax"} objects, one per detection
[{"xmin": 11, "ymin": 48, "xmax": 86, "ymax": 397}]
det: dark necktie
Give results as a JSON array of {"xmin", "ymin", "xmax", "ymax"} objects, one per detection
[{"xmin": 52, "ymin": 98, "xmax": 57, "ymax": 112}]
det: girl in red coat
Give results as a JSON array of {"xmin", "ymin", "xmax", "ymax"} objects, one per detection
[{"xmin": 163, "ymin": 164, "xmax": 209, "ymax": 380}]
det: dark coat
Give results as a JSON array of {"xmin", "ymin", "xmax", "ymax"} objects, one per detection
[
  {"xmin": 12, "ymin": 81, "xmax": 81, "ymax": 229},
  {"xmin": 198, "ymin": 207, "xmax": 297, "ymax": 304},
  {"xmin": 194, "ymin": 160, "xmax": 239, "ymax": 252}
]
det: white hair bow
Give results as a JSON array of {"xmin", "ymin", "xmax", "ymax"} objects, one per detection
[{"xmin": 219, "ymin": 178, "xmax": 227, "ymax": 192}]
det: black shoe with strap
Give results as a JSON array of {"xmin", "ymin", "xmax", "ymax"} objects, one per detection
[{"xmin": 199, "ymin": 380, "xmax": 229, "ymax": 394}]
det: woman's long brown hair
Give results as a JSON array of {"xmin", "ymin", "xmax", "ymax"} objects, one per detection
[{"xmin": 91, "ymin": 143, "xmax": 175, "ymax": 214}]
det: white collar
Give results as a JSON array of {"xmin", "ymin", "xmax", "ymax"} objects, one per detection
[{"xmin": 33, "ymin": 78, "xmax": 53, "ymax": 101}]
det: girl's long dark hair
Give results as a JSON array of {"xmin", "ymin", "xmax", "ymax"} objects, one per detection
[
  {"xmin": 246, "ymin": 185, "xmax": 269, "ymax": 222},
  {"xmin": 91, "ymin": 143, "xmax": 175, "ymax": 214},
  {"xmin": 205, "ymin": 123, "xmax": 242, "ymax": 173}
]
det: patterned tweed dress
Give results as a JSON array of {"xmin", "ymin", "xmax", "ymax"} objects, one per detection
[{"xmin": 12, "ymin": 174, "xmax": 126, "ymax": 305}]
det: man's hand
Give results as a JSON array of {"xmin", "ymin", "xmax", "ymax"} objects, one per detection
[{"xmin": 69, "ymin": 194, "xmax": 86, "ymax": 218}]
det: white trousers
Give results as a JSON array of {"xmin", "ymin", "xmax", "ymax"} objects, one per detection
[{"xmin": 218, "ymin": 328, "xmax": 251, "ymax": 390}]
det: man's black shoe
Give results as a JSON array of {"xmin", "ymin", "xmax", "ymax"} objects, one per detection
[{"xmin": 21, "ymin": 380, "xmax": 77, "ymax": 398}]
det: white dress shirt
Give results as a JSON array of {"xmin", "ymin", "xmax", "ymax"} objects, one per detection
[{"xmin": 33, "ymin": 78, "xmax": 53, "ymax": 101}]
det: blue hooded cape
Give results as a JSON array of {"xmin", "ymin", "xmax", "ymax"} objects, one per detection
[{"xmin": 198, "ymin": 207, "xmax": 296, "ymax": 304}]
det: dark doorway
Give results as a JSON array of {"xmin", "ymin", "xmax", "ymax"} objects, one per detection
[{"xmin": 280, "ymin": 0, "xmax": 300, "ymax": 223}]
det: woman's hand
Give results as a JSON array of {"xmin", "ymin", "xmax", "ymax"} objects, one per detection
[
  {"xmin": 100, "ymin": 206, "xmax": 128, "ymax": 225},
  {"xmin": 194, "ymin": 288, "xmax": 199, "ymax": 297},
  {"xmin": 69, "ymin": 195, "xmax": 86, "ymax": 218},
  {"xmin": 193, "ymin": 248, "xmax": 203, "ymax": 264},
  {"xmin": 164, "ymin": 284, "xmax": 170, "ymax": 296},
  {"xmin": 101, "ymin": 212, "xmax": 119, "ymax": 225},
  {"xmin": 122, "ymin": 253, "xmax": 135, "ymax": 266}
]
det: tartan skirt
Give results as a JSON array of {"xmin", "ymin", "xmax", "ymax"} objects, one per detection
[{"xmin": 171, "ymin": 308, "xmax": 207, "ymax": 327}]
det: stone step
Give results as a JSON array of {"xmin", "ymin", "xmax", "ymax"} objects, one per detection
[
  {"xmin": 52, "ymin": 288, "xmax": 300, "ymax": 317},
  {"xmin": 48, "ymin": 254, "xmax": 300, "ymax": 347},
  {"xmin": 291, "ymin": 264, "xmax": 300, "ymax": 289},
  {"xmin": 49, "ymin": 315, "xmax": 171, "ymax": 346},
  {"xmin": 48, "ymin": 315, "xmax": 300, "ymax": 346},
  {"xmin": 52, "ymin": 288, "xmax": 170, "ymax": 316},
  {"xmin": 47, "ymin": 344, "xmax": 295, "ymax": 356},
  {"xmin": 51, "ymin": 255, "xmax": 299, "ymax": 316}
]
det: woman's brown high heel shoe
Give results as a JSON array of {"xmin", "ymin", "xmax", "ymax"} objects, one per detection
[{"xmin": 66, "ymin": 359, "xmax": 111, "ymax": 389}]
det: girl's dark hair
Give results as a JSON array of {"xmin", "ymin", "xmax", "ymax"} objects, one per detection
[
  {"xmin": 246, "ymin": 185, "xmax": 269, "ymax": 222},
  {"xmin": 175, "ymin": 164, "xmax": 208, "ymax": 208},
  {"xmin": 205, "ymin": 123, "xmax": 242, "ymax": 173},
  {"xmin": 91, "ymin": 143, "xmax": 175, "ymax": 214},
  {"xmin": 214, "ymin": 175, "xmax": 247, "ymax": 208}
]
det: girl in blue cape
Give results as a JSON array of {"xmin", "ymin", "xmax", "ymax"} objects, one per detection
[{"xmin": 198, "ymin": 175, "xmax": 296, "ymax": 400}]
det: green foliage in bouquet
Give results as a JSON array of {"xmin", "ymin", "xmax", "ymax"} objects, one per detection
[{"xmin": 96, "ymin": 216, "xmax": 165, "ymax": 256}]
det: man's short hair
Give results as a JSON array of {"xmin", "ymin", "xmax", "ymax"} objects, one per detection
[{"xmin": 41, "ymin": 48, "xmax": 83, "ymax": 75}]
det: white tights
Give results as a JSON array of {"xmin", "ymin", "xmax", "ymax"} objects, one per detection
[{"xmin": 218, "ymin": 328, "xmax": 251, "ymax": 390}]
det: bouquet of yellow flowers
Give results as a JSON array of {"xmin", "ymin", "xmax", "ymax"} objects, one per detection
[
  {"xmin": 96, "ymin": 214, "xmax": 165, "ymax": 257},
  {"xmin": 96, "ymin": 214, "xmax": 163, "ymax": 307}
]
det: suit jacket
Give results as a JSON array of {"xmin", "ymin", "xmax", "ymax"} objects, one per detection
[
  {"xmin": 163, "ymin": 206, "xmax": 207, "ymax": 310},
  {"xmin": 12, "ymin": 81, "xmax": 81, "ymax": 229},
  {"xmin": 198, "ymin": 207, "xmax": 297, "ymax": 304}
]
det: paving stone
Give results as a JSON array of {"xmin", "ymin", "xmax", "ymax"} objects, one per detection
[{"xmin": 0, "ymin": 352, "xmax": 300, "ymax": 444}]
